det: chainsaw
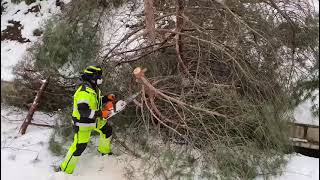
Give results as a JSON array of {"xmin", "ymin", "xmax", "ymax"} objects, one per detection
[{"xmin": 102, "ymin": 92, "xmax": 140, "ymax": 120}]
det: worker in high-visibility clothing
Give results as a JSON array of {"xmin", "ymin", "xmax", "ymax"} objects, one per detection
[{"xmin": 59, "ymin": 65, "xmax": 115, "ymax": 174}]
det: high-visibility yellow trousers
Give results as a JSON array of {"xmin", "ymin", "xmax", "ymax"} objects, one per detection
[{"xmin": 60, "ymin": 118, "xmax": 112, "ymax": 174}]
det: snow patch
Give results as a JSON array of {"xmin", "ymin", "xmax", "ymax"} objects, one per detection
[
  {"xmin": 276, "ymin": 153, "xmax": 319, "ymax": 180},
  {"xmin": 1, "ymin": 0, "xmax": 62, "ymax": 81},
  {"xmin": 1, "ymin": 106, "xmax": 142, "ymax": 180},
  {"xmin": 1, "ymin": 40, "xmax": 30, "ymax": 81},
  {"xmin": 100, "ymin": 0, "xmax": 144, "ymax": 59},
  {"xmin": 255, "ymin": 153, "xmax": 319, "ymax": 180},
  {"xmin": 294, "ymin": 90, "xmax": 319, "ymax": 126}
]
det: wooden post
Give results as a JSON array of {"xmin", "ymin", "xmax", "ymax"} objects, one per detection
[{"xmin": 19, "ymin": 78, "xmax": 49, "ymax": 135}]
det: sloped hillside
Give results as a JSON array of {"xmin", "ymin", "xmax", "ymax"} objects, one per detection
[{"xmin": 1, "ymin": 0, "xmax": 64, "ymax": 81}]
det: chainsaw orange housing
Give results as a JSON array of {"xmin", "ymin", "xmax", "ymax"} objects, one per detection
[
  {"xmin": 102, "ymin": 101, "xmax": 114, "ymax": 119},
  {"xmin": 107, "ymin": 94, "xmax": 115, "ymax": 101}
]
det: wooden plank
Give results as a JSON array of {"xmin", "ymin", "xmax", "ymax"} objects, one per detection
[
  {"xmin": 289, "ymin": 122, "xmax": 319, "ymax": 150},
  {"xmin": 292, "ymin": 141, "xmax": 319, "ymax": 150},
  {"xmin": 290, "ymin": 125, "xmax": 306, "ymax": 139},
  {"xmin": 307, "ymin": 128, "xmax": 319, "ymax": 143},
  {"xmin": 290, "ymin": 122, "xmax": 319, "ymax": 129}
]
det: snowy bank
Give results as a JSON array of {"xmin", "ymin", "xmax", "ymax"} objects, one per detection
[
  {"xmin": 1, "ymin": 0, "xmax": 62, "ymax": 81},
  {"xmin": 1, "ymin": 105, "xmax": 143, "ymax": 180},
  {"xmin": 1, "ymin": 106, "xmax": 319, "ymax": 180}
]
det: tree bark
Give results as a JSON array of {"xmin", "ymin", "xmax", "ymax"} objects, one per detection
[
  {"xmin": 175, "ymin": 0, "xmax": 189, "ymax": 75},
  {"xmin": 30, "ymin": 122, "xmax": 54, "ymax": 128},
  {"xmin": 144, "ymin": 0, "xmax": 156, "ymax": 43},
  {"xmin": 19, "ymin": 78, "xmax": 49, "ymax": 135}
]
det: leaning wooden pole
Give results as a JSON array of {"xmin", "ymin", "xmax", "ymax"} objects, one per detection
[{"xmin": 19, "ymin": 78, "xmax": 49, "ymax": 135}]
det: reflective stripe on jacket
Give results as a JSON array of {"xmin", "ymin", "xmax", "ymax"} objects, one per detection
[{"xmin": 72, "ymin": 83, "xmax": 103, "ymax": 126}]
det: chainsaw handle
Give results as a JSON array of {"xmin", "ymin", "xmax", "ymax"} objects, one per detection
[{"xmin": 113, "ymin": 100, "xmax": 116, "ymax": 112}]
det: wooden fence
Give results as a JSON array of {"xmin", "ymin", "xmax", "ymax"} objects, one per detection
[{"xmin": 289, "ymin": 122, "xmax": 319, "ymax": 150}]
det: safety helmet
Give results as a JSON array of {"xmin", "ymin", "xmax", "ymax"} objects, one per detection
[{"xmin": 81, "ymin": 65, "xmax": 103, "ymax": 84}]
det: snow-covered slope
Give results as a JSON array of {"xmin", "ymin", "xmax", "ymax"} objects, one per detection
[
  {"xmin": 1, "ymin": 105, "xmax": 319, "ymax": 180},
  {"xmin": 1, "ymin": 106, "xmax": 60, "ymax": 180},
  {"xmin": 1, "ymin": 106, "xmax": 142, "ymax": 180},
  {"xmin": 1, "ymin": 0, "xmax": 62, "ymax": 81},
  {"xmin": 276, "ymin": 154, "xmax": 319, "ymax": 180}
]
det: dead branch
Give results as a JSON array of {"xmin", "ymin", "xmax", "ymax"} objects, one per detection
[
  {"xmin": 175, "ymin": 0, "xmax": 189, "ymax": 75},
  {"xmin": 102, "ymin": 27, "xmax": 144, "ymax": 61},
  {"xmin": 264, "ymin": 0, "xmax": 296, "ymax": 29},
  {"xmin": 155, "ymin": 28, "xmax": 254, "ymax": 81},
  {"xmin": 115, "ymin": 44, "xmax": 174, "ymax": 66},
  {"xmin": 29, "ymin": 122, "xmax": 55, "ymax": 128},
  {"xmin": 19, "ymin": 78, "xmax": 50, "ymax": 135},
  {"xmin": 133, "ymin": 67, "xmax": 226, "ymax": 118}
]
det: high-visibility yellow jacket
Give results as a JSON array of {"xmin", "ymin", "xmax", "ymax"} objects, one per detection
[{"xmin": 72, "ymin": 83, "xmax": 103, "ymax": 127}]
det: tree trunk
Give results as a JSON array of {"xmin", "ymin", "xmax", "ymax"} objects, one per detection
[
  {"xmin": 19, "ymin": 78, "xmax": 49, "ymax": 135},
  {"xmin": 144, "ymin": 0, "xmax": 156, "ymax": 43}
]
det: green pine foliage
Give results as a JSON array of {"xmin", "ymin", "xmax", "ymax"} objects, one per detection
[
  {"xmin": 10, "ymin": 0, "xmax": 24, "ymax": 4},
  {"xmin": 29, "ymin": 16, "xmax": 101, "ymax": 76},
  {"xmin": 7, "ymin": 0, "xmax": 103, "ymax": 112},
  {"xmin": 11, "ymin": 0, "xmax": 35, "ymax": 5},
  {"xmin": 291, "ymin": 15, "xmax": 319, "ymax": 117},
  {"xmin": 292, "ymin": 66, "xmax": 319, "ymax": 117}
]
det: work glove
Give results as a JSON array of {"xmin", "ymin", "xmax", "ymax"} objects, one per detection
[{"xmin": 95, "ymin": 110, "xmax": 103, "ymax": 118}]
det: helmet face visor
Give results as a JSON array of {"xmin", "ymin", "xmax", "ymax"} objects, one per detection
[{"xmin": 96, "ymin": 74, "xmax": 102, "ymax": 79}]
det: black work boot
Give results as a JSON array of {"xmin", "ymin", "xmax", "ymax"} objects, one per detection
[
  {"xmin": 101, "ymin": 152, "xmax": 113, "ymax": 156},
  {"xmin": 53, "ymin": 165, "xmax": 62, "ymax": 172},
  {"xmin": 98, "ymin": 149, "xmax": 113, "ymax": 156}
]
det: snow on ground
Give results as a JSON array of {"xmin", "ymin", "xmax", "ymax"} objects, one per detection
[
  {"xmin": 100, "ymin": 0, "xmax": 144, "ymax": 59},
  {"xmin": 255, "ymin": 153, "xmax": 319, "ymax": 180},
  {"xmin": 294, "ymin": 91, "xmax": 319, "ymax": 126},
  {"xmin": 1, "ymin": 105, "xmax": 143, "ymax": 180},
  {"xmin": 309, "ymin": 0, "xmax": 319, "ymax": 13},
  {"xmin": 1, "ymin": 106, "xmax": 60, "ymax": 180},
  {"xmin": 275, "ymin": 154, "xmax": 319, "ymax": 180},
  {"xmin": 1, "ymin": 41, "xmax": 29, "ymax": 81},
  {"xmin": 1, "ymin": 0, "xmax": 62, "ymax": 81},
  {"xmin": 1, "ymin": 0, "xmax": 61, "ymax": 41},
  {"xmin": 1, "ymin": 105, "xmax": 319, "ymax": 180}
]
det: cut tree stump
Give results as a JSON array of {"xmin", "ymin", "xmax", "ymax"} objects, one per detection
[{"xmin": 19, "ymin": 78, "xmax": 49, "ymax": 135}]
